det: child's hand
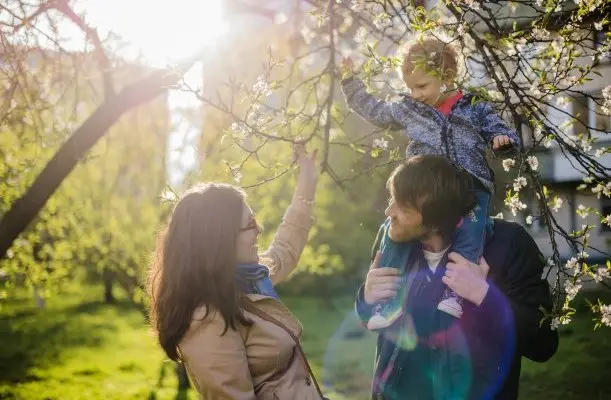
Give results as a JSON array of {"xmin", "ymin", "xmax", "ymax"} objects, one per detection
[
  {"xmin": 492, "ymin": 135, "xmax": 513, "ymax": 151},
  {"xmin": 342, "ymin": 57, "xmax": 354, "ymax": 71}
]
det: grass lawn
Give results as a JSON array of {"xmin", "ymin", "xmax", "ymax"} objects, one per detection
[{"xmin": 0, "ymin": 285, "xmax": 610, "ymax": 399}]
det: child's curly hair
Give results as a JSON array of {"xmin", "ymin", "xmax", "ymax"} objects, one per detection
[{"xmin": 399, "ymin": 34, "xmax": 462, "ymax": 82}]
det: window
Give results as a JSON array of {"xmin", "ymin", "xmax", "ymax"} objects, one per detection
[
  {"xmin": 593, "ymin": 30, "xmax": 610, "ymax": 62},
  {"xmin": 528, "ymin": 198, "xmax": 548, "ymax": 235},
  {"xmin": 601, "ymin": 198, "xmax": 611, "ymax": 233},
  {"xmin": 590, "ymin": 90, "xmax": 611, "ymax": 135}
]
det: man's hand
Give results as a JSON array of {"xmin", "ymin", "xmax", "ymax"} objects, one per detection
[
  {"xmin": 364, "ymin": 251, "xmax": 403, "ymax": 305},
  {"xmin": 442, "ymin": 252, "xmax": 490, "ymax": 306},
  {"xmin": 492, "ymin": 135, "xmax": 513, "ymax": 151}
]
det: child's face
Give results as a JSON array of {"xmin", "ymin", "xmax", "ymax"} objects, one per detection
[{"xmin": 403, "ymin": 68, "xmax": 451, "ymax": 107}]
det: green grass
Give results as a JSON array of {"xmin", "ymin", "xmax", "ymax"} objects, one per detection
[
  {"xmin": 0, "ymin": 286, "xmax": 610, "ymax": 399},
  {"xmin": 0, "ymin": 285, "xmax": 197, "ymax": 400}
]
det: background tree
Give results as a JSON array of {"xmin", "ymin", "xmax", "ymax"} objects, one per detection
[{"xmin": 189, "ymin": 0, "xmax": 611, "ymax": 327}]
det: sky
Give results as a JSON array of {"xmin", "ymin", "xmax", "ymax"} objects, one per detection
[{"xmin": 34, "ymin": 0, "xmax": 236, "ymax": 186}]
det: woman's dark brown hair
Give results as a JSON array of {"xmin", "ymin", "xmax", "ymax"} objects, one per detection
[
  {"xmin": 149, "ymin": 183, "xmax": 252, "ymax": 361},
  {"xmin": 388, "ymin": 155, "xmax": 477, "ymax": 238}
]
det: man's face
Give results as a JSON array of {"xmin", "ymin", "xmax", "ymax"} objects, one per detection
[{"xmin": 384, "ymin": 196, "xmax": 431, "ymax": 242}]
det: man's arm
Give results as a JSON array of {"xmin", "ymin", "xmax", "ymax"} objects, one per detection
[
  {"xmin": 498, "ymin": 225, "xmax": 559, "ymax": 362},
  {"xmin": 354, "ymin": 223, "xmax": 385, "ymax": 325}
]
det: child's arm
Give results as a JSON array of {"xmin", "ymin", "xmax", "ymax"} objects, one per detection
[
  {"xmin": 475, "ymin": 101, "xmax": 522, "ymax": 151},
  {"xmin": 341, "ymin": 75, "xmax": 404, "ymax": 130}
]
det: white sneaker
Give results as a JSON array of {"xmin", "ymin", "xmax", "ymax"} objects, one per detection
[
  {"xmin": 437, "ymin": 295, "xmax": 463, "ymax": 318},
  {"xmin": 366, "ymin": 304, "xmax": 404, "ymax": 330},
  {"xmin": 367, "ymin": 313, "xmax": 394, "ymax": 330}
]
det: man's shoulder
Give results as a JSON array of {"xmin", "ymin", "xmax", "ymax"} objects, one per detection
[
  {"xmin": 490, "ymin": 219, "xmax": 529, "ymax": 241},
  {"xmin": 485, "ymin": 219, "xmax": 538, "ymax": 262},
  {"xmin": 484, "ymin": 219, "xmax": 538, "ymax": 259}
]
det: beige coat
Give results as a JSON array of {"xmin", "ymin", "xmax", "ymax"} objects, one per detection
[{"xmin": 179, "ymin": 198, "xmax": 321, "ymax": 399}]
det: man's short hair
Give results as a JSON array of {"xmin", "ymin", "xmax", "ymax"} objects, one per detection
[{"xmin": 387, "ymin": 155, "xmax": 477, "ymax": 236}]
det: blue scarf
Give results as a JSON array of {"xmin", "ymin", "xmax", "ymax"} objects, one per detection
[{"xmin": 235, "ymin": 263, "xmax": 279, "ymax": 299}]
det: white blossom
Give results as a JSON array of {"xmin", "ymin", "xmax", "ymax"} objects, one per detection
[
  {"xmin": 160, "ymin": 188, "xmax": 178, "ymax": 202},
  {"xmin": 354, "ymin": 26, "xmax": 369, "ymax": 44},
  {"xmin": 532, "ymin": 27, "xmax": 551, "ymax": 40},
  {"xmin": 527, "ymin": 155, "xmax": 539, "ymax": 171},
  {"xmin": 551, "ymin": 317, "xmax": 561, "ymax": 330},
  {"xmin": 601, "ymin": 304, "xmax": 611, "ymax": 327},
  {"xmin": 252, "ymin": 76, "xmax": 272, "ymax": 98},
  {"xmin": 577, "ymin": 204, "xmax": 589, "ymax": 219},
  {"xmin": 544, "ymin": 136, "xmax": 553, "ymax": 148},
  {"xmin": 529, "ymin": 83, "xmax": 542, "ymax": 97},
  {"xmin": 456, "ymin": 24, "xmax": 466, "ymax": 37},
  {"xmin": 301, "ymin": 26, "xmax": 316, "ymax": 44},
  {"xmin": 373, "ymin": 13, "xmax": 392, "ymax": 30},
  {"xmin": 565, "ymin": 257, "xmax": 580, "ymax": 276},
  {"xmin": 595, "ymin": 148, "xmax": 605, "ymax": 158},
  {"xmin": 533, "ymin": 124, "xmax": 543, "ymax": 139},
  {"xmin": 561, "ymin": 75, "xmax": 579, "ymax": 87},
  {"xmin": 505, "ymin": 196, "xmax": 527, "ymax": 216},
  {"xmin": 373, "ymin": 138, "xmax": 389, "ymax": 150},
  {"xmin": 564, "ymin": 279, "xmax": 582, "ymax": 301},
  {"xmin": 594, "ymin": 267, "xmax": 610, "ymax": 283},
  {"xmin": 526, "ymin": 215, "xmax": 534, "ymax": 225},
  {"xmin": 462, "ymin": 0, "xmax": 481, "ymax": 10},
  {"xmin": 594, "ymin": 22, "xmax": 604, "ymax": 31},
  {"xmin": 488, "ymin": 90, "xmax": 504, "ymax": 102},
  {"xmin": 231, "ymin": 122, "xmax": 250, "ymax": 138},
  {"xmin": 552, "ymin": 37, "xmax": 564, "ymax": 53},
  {"xmin": 502, "ymin": 158, "xmax": 515, "ymax": 172},
  {"xmin": 602, "ymin": 214, "xmax": 611, "ymax": 227},
  {"xmin": 556, "ymin": 96, "xmax": 570, "ymax": 109},
  {"xmin": 513, "ymin": 176, "xmax": 527, "ymax": 192},
  {"xmin": 551, "ymin": 197, "xmax": 563, "ymax": 212}
]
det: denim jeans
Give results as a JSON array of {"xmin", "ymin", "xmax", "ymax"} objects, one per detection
[{"xmin": 450, "ymin": 188, "xmax": 490, "ymax": 263}]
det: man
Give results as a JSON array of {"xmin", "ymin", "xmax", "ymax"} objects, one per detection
[{"xmin": 355, "ymin": 155, "xmax": 558, "ymax": 399}]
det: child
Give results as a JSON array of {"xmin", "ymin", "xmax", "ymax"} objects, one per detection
[{"xmin": 341, "ymin": 35, "xmax": 521, "ymax": 328}]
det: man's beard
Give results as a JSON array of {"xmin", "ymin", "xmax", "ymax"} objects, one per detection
[{"xmin": 389, "ymin": 222, "xmax": 431, "ymax": 242}]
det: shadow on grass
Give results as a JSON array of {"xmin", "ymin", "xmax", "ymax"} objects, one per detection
[
  {"xmin": 519, "ymin": 290, "xmax": 611, "ymax": 399},
  {"xmin": 0, "ymin": 298, "xmax": 135, "ymax": 384},
  {"xmin": 147, "ymin": 361, "xmax": 191, "ymax": 400}
]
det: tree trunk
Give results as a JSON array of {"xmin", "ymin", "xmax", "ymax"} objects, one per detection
[
  {"xmin": 0, "ymin": 69, "xmax": 184, "ymax": 261},
  {"xmin": 32, "ymin": 285, "xmax": 46, "ymax": 309},
  {"xmin": 103, "ymin": 269, "xmax": 115, "ymax": 304}
]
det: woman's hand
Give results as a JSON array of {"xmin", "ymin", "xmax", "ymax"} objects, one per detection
[
  {"xmin": 293, "ymin": 143, "xmax": 319, "ymax": 203},
  {"xmin": 340, "ymin": 57, "xmax": 354, "ymax": 80}
]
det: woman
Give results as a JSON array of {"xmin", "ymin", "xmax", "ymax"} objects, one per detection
[{"xmin": 149, "ymin": 144, "xmax": 322, "ymax": 399}]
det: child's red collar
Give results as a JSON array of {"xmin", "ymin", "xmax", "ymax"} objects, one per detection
[{"xmin": 437, "ymin": 91, "xmax": 463, "ymax": 116}]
